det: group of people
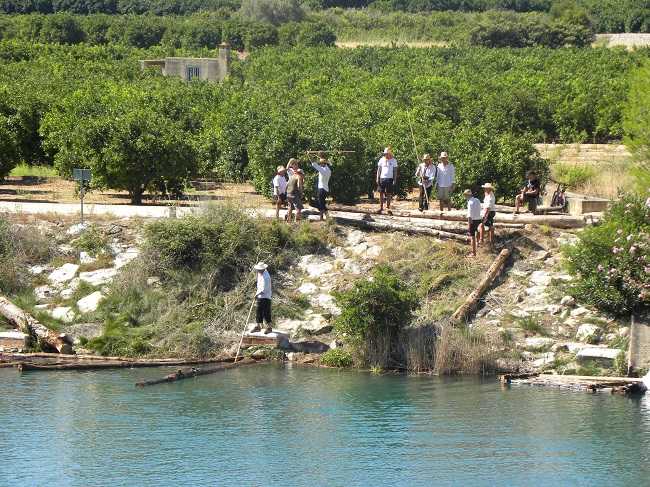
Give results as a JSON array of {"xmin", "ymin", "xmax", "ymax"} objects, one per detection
[{"xmin": 270, "ymin": 148, "xmax": 542, "ymax": 258}]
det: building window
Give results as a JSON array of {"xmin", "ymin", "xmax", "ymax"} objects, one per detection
[{"xmin": 187, "ymin": 66, "xmax": 200, "ymax": 80}]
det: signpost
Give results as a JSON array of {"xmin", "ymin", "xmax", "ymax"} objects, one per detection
[{"xmin": 72, "ymin": 169, "xmax": 92, "ymax": 226}]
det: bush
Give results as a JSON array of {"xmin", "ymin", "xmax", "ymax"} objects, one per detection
[
  {"xmin": 320, "ymin": 348, "xmax": 353, "ymax": 367},
  {"xmin": 238, "ymin": 0, "xmax": 304, "ymax": 25},
  {"xmin": 334, "ymin": 265, "xmax": 417, "ymax": 367},
  {"xmin": 71, "ymin": 225, "xmax": 109, "ymax": 255},
  {"xmin": 563, "ymin": 195, "xmax": 650, "ymax": 315},
  {"xmin": 553, "ymin": 163, "xmax": 595, "ymax": 188}
]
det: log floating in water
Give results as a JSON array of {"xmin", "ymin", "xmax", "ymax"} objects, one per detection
[
  {"xmin": 135, "ymin": 358, "xmax": 263, "ymax": 387},
  {"xmin": 0, "ymin": 296, "xmax": 72, "ymax": 354},
  {"xmin": 504, "ymin": 374, "xmax": 646, "ymax": 395},
  {"xmin": 452, "ymin": 248, "xmax": 511, "ymax": 324},
  {"xmin": 326, "ymin": 204, "xmax": 585, "ymax": 228}
]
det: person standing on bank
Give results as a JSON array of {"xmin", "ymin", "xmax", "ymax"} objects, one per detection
[
  {"xmin": 286, "ymin": 167, "xmax": 304, "ymax": 223},
  {"xmin": 480, "ymin": 183, "xmax": 497, "ymax": 247},
  {"xmin": 515, "ymin": 170, "xmax": 541, "ymax": 214},
  {"xmin": 272, "ymin": 165, "xmax": 288, "ymax": 220},
  {"xmin": 415, "ymin": 153, "xmax": 437, "ymax": 212},
  {"xmin": 436, "ymin": 152, "xmax": 455, "ymax": 211},
  {"xmin": 464, "ymin": 189, "xmax": 482, "ymax": 257},
  {"xmin": 250, "ymin": 262, "xmax": 272, "ymax": 334},
  {"xmin": 311, "ymin": 151, "xmax": 332, "ymax": 221},
  {"xmin": 376, "ymin": 146, "xmax": 398, "ymax": 214},
  {"xmin": 287, "ymin": 157, "xmax": 299, "ymax": 178}
]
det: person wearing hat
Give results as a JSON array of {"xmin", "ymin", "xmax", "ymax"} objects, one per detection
[
  {"xmin": 310, "ymin": 151, "xmax": 332, "ymax": 221},
  {"xmin": 376, "ymin": 146, "xmax": 398, "ymax": 214},
  {"xmin": 251, "ymin": 262, "xmax": 273, "ymax": 334},
  {"xmin": 414, "ymin": 153, "xmax": 437, "ymax": 212},
  {"xmin": 515, "ymin": 170, "xmax": 541, "ymax": 214},
  {"xmin": 436, "ymin": 151, "xmax": 455, "ymax": 211},
  {"xmin": 287, "ymin": 157, "xmax": 299, "ymax": 178},
  {"xmin": 286, "ymin": 166, "xmax": 304, "ymax": 223},
  {"xmin": 480, "ymin": 183, "xmax": 496, "ymax": 246},
  {"xmin": 464, "ymin": 189, "xmax": 482, "ymax": 257},
  {"xmin": 272, "ymin": 165, "xmax": 288, "ymax": 220}
]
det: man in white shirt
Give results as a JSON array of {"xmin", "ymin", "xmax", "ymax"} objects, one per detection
[
  {"xmin": 480, "ymin": 183, "xmax": 496, "ymax": 247},
  {"xmin": 415, "ymin": 153, "xmax": 437, "ymax": 211},
  {"xmin": 251, "ymin": 262, "xmax": 273, "ymax": 334},
  {"xmin": 464, "ymin": 189, "xmax": 482, "ymax": 257},
  {"xmin": 436, "ymin": 151, "xmax": 455, "ymax": 211},
  {"xmin": 311, "ymin": 152, "xmax": 332, "ymax": 221},
  {"xmin": 376, "ymin": 146, "xmax": 398, "ymax": 214},
  {"xmin": 272, "ymin": 165, "xmax": 288, "ymax": 220}
]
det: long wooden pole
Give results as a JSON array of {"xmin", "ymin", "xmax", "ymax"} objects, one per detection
[
  {"xmin": 135, "ymin": 358, "xmax": 262, "ymax": 387},
  {"xmin": 451, "ymin": 248, "xmax": 511, "ymax": 324},
  {"xmin": 233, "ymin": 297, "xmax": 257, "ymax": 363},
  {"xmin": 0, "ymin": 296, "xmax": 72, "ymax": 354}
]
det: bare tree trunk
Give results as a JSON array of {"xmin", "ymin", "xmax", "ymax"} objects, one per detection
[
  {"xmin": 333, "ymin": 216, "xmax": 468, "ymax": 242},
  {"xmin": 451, "ymin": 248, "xmax": 511, "ymax": 324},
  {"xmin": 0, "ymin": 296, "xmax": 73, "ymax": 354}
]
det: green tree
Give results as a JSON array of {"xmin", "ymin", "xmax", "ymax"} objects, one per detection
[
  {"xmin": 238, "ymin": 0, "xmax": 304, "ymax": 26},
  {"xmin": 41, "ymin": 82, "xmax": 199, "ymax": 204}
]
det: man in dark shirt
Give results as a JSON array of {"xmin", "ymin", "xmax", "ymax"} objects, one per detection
[{"xmin": 515, "ymin": 170, "xmax": 541, "ymax": 214}]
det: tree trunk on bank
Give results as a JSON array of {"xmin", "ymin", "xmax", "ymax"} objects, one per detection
[
  {"xmin": 333, "ymin": 216, "xmax": 468, "ymax": 242},
  {"xmin": 0, "ymin": 296, "xmax": 73, "ymax": 354},
  {"xmin": 451, "ymin": 248, "xmax": 511, "ymax": 324}
]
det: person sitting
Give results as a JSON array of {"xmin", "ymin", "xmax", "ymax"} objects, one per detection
[
  {"xmin": 415, "ymin": 153, "xmax": 436, "ymax": 212},
  {"xmin": 464, "ymin": 189, "xmax": 482, "ymax": 257},
  {"xmin": 480, "ymin": 183, "xmax": 496, "ymax": 247},
  {"xmin": 515, "ymin": 170, "xmax": 541, "ymax": 214},
  {"xmin": 272, "ymin": 165, "xmax": 288, "ymax": 220}
]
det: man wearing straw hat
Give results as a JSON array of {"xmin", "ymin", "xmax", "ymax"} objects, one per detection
[
  {"xmin": 415, "ymin": 153, "xmax": 437, "ymax": 212},
  {"xmin": 464, "ymin": 189, "xmax": 482, "ymax": 257},
  {"xmin": 310, "ymin": 151, "xmax": 332, "ymax": 221},
  {"xmin": 480, "ymin": 183, "xmax": 497, "ymax": 246},
  {"xmin": 376, "ymin": 146, "xmax": 398, "ymax": 214},
  {"xmin": 250, "ymin": 262, "xmax": 273, "ymax": 334},
  {"xmin": 272, "ymin": 165, "xmax": 288, "ymax": 220},
  {"xmin": 436, "ymin": 151, "xmax": 455, "ymax": 211}
]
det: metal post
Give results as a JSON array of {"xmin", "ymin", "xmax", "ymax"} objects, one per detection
[{"xmin": 80, "ymin": 184, "xmax": 85, "ymax": 226}]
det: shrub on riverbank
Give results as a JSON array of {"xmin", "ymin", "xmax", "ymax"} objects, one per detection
[{"xmin": 563, "ymin": 195, "xmax": 650, "ymax": 315}]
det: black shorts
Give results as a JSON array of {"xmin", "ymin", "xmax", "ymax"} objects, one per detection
[
  {"xmin": 275, "ymin": 193, "xmax": 287, "ymax": 204},
  {"xmin": 525, "ymin": 195, "xmax": 538, "ymax": 212},
  {"xmin": 379, "ymin": 178, "xmax": 394, "ymax": 194},
  {"xmin": 469, "ymin": 219, "xmax": 482, "ymax": 236},
  {"xmin": 483, "ymin": 211, "xmax": 496, "ymax": 229}
]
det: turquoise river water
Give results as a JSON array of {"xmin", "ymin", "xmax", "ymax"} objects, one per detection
[{"xmin": 1, "ymin": 364, "xmax": 649, "ymax": 487}]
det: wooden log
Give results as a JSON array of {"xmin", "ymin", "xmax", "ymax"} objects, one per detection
[
  {"xmin": 451, "ymin": 248, "xmax": 511, "ymax": 324},
  {"xmin": 16, "ymin": 356, "xmax": 237, "ymax": 372},
  {"xmin": 2, "ymin": 351, "xmax": 231, "ymax": 364},
  {"xmin": 333, "ymin": 216, "xmax": 468, "ymax": 242},
  {"xmin": 0, "ymin": 296, "xmax": 72, "ymax": 354},
  {"xmin": 135, "ymin": 358, "xmax": 262, "ymax": 387},
  {"xmin": 327, "ymin": 204, "xmax": 584, "ymax": 228}
]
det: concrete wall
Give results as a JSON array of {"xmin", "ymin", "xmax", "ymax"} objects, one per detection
[{"xmin": 139, "ymin": 45, "xmax": 230, "ymax": 83}]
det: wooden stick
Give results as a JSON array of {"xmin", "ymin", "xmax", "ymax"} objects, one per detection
[
  {"xmin": 0, "ymin": 296, "xmax": 72, "ymax": 354},
  {"xmin": 451, "ymin": 248, "xmax": 511, "ymax": 324},
  {"xmin": 135, "ymin": 358, "xmax": 262, "ymax": 387},
  {"xmin": 234, "ymin": 297, "xmax": 257, "ymax": 363}
]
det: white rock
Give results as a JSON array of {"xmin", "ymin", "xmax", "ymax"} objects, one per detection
[
  {"xmin": 576, "ymin": 324, "xmax": 601, "ymax": 342},
  {"xmin": 297, "ymin": 282, "xmax": 318, "ymax": 295},
  {"xmin": 48, "ymin": 263, "xmax": 79, "ymax": 285},
  {"xmin": 576, "ymin": 347, "xmax": 621, "ymax": 364},
  {"xmin": 618, "ymin": 327, "xmax": 630, "ymax": 338},
  {"xmin": 605, "ymin": 333, "xmax": 617, "ymax": 342},
  {"xmin": 50, "ymin": 306, "xmax": 75, "ymax": 323},
  {"xmin": 530, "ymin": 271, "xmax": 552, "ymax": 286},
  {"xmin": 28, "ymin": 265, "xmax": 47, "ymax": 276},
  {"xmin": 57, "ymin": 244, "xmax": 75, "ymax": 255},
  {"xmin": 79, "ymin": 268, "xmax": 117, "ymax": 286},
  {"xmin": 312, "ymin": 293, "xmax": 341, "ymax": 315},
  {"xmin": 566, "ymin": 342, "xmax": 589, "ymax": 353},
  {"xmin": 365, "ymin": 245, "xmax": 382, "ymax": 259},
  {"xmin": 146, "ymin": 276, "xmax": 161, "ymax": 286},
  {"xmin": 525, "ymin": 286, "xmax": 547, "ymax": 298},
  {"xmin": 331, "ymin": 247, "xmax": 346, "ymax": 259},
  {"xmin": 510, "ymin": 309, "xmax": 530, "ymax": 319},
  {"xmin": 570, "ymin": 307, "xmax": 589, "ymax": 317},
  {"xmin": 547, "ymin": 305, "xmax": 562, "ymax": 315},
  {"xmin": 510, "ymin": 269, "xmax": 531, "ymax": 278},
  {"xmin": 79, "ymin": 251, "xmax": 96, "ymax": 265},
  {"xmin": 530, "ymin": 250, "xmax": 550, "ymax": 261},
  {"xmin": 60, "ymin": 288, "xmax": 74, "ymax": 300},
  {"xmin": 286, "ymin": 352, "xmax": 297, "ymax": 361},
  {"xmin": 351, "ymin": 242, "xmax": 369, "ymax": 255},
  {"xmin": 114, "ymin": 247, "xmax": 139, "ymax": 269},
  {"xmin": 346, "ymin": 230, "xmax": 366, "ymax": 246},
  {"xmin": 525, "ymin": 337, "xmax": 555, "ymax": 349},
  {"xmin": 66, "ymin": 223, "xmax": 87, "ymax": 236},
  {"xmin": 343, "ymin": 260, "xmax": 361, "ymax": 274},
  {"xmin": 532, "ymin": 352, "xmax": 555, "ymax": 368},
  {"xmin": 35, "ymin": 285, "xmax": 56, "ymax": 301},
  {"xmin": 34, "ymin": 304, "xmax": 50, "ymax": 310},
  {"xmin": 77, "ymin": 291, "xmax": 104, "ymax": 314},
  {"xmin": 298, "ymin": 255, "xmax": 334, "ymax": 278},
  {"xmin": 554, "ymin": 274, "xmax": 573, "ymax": 282}
]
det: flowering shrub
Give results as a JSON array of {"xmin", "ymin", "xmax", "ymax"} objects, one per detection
[{"xmin": 563, "ymin": 195, "xmax": 650, "ymax": 315}]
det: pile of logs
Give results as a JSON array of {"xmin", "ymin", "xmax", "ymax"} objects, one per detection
[{"xmin": 0, "ymin": 296, "xmax": 72, "ymax": 354}]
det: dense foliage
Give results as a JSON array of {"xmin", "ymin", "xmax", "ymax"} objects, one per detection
[
  {"xmin": 1, "ymin": 41, "xmax": 645, "ymax": 201},
  {"xmin": 563, "ymin": 196, "xmax": 650, "ymax": 315}
]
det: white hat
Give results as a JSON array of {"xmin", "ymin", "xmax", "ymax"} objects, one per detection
[
  {"xmin": 254, "ymin": 262, "xmax": 268, "ymax": 271},
  {"xmin": 463, "ymin": 189, "xmax": 472, "ymax": 196},
  {"xmin": 439, "ymin": 151, "xmax": 449, "ymax": 159},
  {"xmin": 481, "ymin": 183, "xmax": 494, "ymax": 190},
  {"xmin": 422, "ymin": 153, "xmax": 432, "ymax": 161},
  {"xmin": 383, "ymin": 146, "xmax": 392, "ymax": 154},
  {"xmin": 276, "ymin": 165, "xmax": 285, "ymax": 172}
]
